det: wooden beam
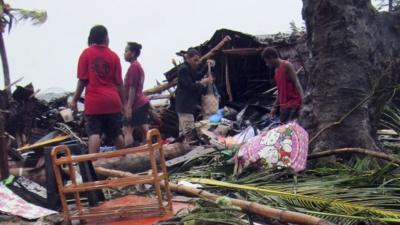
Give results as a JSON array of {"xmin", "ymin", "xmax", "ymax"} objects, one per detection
[
  {"xmin": 222, "ymin": 48, "xmax": 263, "ymax": 56},
  {"xmin": 144, "ymin": 78, "xmax": 177, "ymax": 96},
  {"xmin": 149, "ymin": 94, "xmax": 171, "ymax": 100},
  {"xmin": 224, "ymin": 57, "xmax": 234, "ymax": 102}
]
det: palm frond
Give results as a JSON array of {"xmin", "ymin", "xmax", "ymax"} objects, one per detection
[
  {"xmin": 381, "ymin": 104, "xmax": 400, "ymax": 134},
  {"xmin": 9, "ymin": 8, "xmax": 47, "ymax": 26},
  {"xmin": 186, "ymin": 178, "xmax": 400, "ymax": 223}
]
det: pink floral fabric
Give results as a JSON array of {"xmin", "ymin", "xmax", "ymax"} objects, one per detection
[{"xmin": 234, "ymin": 122, "xmax": 308, "ymax": 175}]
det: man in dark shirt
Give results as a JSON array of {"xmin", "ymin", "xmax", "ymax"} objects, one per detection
[{"xmin": 175, "ymin": 49, "xmax": 212, "ymax": 142}]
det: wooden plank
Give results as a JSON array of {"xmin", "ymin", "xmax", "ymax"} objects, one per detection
[
  {"xmin": 165, "ymin": 147, "xmax": 216, "ymax": 167},
  {"xmin": 222, "ymin": 48, "xmax": 263, "ymax": 56},
  {"xmin": 63, "ymin": 174, "xmax": 166, "ymax": 193},
  {"xmin": 55, "ymin": 143, "xmax": 161, "ymax": 165},
  {"xmin": 144, "ymin": 79, "xmax": 177, "ymax": 95},
  {"xmin": 225, "ymin": 57, "xmax": 234, "ymax": 102},
  {"xmin": 17, "ymin": 134, "xmax": 71, "ymax": 152}
]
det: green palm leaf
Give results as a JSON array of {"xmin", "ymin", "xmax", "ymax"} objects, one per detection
[{"xmin": 186, "ymin": 178, "xmax": 400, "ymax": 223}]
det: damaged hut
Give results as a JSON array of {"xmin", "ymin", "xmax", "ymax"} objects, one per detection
[{"xmin": 145, "ymin": 28, "xmax": 309, "ymax": 138}]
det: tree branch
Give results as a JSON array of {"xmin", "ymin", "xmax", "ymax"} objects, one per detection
[{"xmin": 308, "ymin": 147, "xmax": 400, "ymax": 164}]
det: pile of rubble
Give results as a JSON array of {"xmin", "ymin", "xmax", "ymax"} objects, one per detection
[{"xmin": 0, "ymin": 29, "xmax": 315, "ymax": 225}]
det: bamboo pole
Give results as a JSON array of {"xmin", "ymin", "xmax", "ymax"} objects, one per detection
[{"xmin": 94, "ymin": 167, "xmax": 336, "ymax": 225}]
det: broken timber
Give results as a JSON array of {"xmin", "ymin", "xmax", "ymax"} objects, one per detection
[{"xmin": 94, "ymin": 167, "xmax": 335, "ymax": 225}]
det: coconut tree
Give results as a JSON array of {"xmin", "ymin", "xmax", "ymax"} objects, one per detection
[
  {"xmin": 299, "ymin": 0, "xmax": 400, "ymax": 153},
  {"xmin": 0, "ymin": 1, "xmax": 46, "ymax": 92},
  {"xmin": 0, "ymin": 1, "xmax": 46, "ymax": 179}
]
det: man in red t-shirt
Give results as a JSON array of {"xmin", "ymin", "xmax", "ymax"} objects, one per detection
[
  {"xmin": 70, "ymin": 25, "xmax": 125, "ymax": 153},
  {"xmin": 123, "ymin": 42, "xmax": 150, "ymax": 146},
  {"xmin": 261, "ymin": 47, "xmax": 304, "ymax": 123}
]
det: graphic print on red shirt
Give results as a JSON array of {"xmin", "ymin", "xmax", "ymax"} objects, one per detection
[{"xmin": 77, "ymin": 45, "xmax": 123, "ymax": 115}]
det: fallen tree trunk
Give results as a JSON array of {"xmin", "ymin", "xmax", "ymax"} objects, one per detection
[
  {"xmin": 93, "ymin": 143, "xmax": 190, "ymax": 173},
  {"xmin": 95, "ymin": 167, "xmax": 335, "ymax": 225}
]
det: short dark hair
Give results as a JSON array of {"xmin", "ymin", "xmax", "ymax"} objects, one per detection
[
  {"xmin": 186, "ymin": 48, "xmax": 201, "ymax": 58},
  {"xmin": 127, "ymin": 42, "xmax": 142, "ymax": 58},
  {"xmin": 88, "ymin": 25, "xmax": 108, "ymax": 45},
  {"xmin": 261, "ymin": 47, "xmax": 279, "ymax": 59}
]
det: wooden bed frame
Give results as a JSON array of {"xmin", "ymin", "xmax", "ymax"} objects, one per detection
[{"xmin": 51, "ymin": 129, "xmax": 172, "ymax": 223}]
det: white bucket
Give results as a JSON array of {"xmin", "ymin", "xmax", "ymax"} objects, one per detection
[{"xmin": 60, "ymin": 108, "xmax": 74, "ymax": 123}]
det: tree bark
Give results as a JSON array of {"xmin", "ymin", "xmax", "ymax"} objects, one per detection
[
  {"xmin": 0, "ymin": 33, "xmax": 10, "ymax": 93},
  {"xmin": 0, "ymin": 90, "xmax": 9, "ymax": 179},
  {"xmin": 300, "ymin": 0, "xmax": 400, "ymax": 152}
]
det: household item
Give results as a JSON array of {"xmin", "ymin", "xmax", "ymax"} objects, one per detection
[{"xmin": 51, "ymin": 129, "xmax": 173, "ymax": 223}]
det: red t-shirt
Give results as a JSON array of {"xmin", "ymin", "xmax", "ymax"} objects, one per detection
[
  {"xmin": 275, "ymin": 60, "xmax": 302, "ymax": 111},
  {"xmin": 77, "ymin": 45, "xmax": 123, "ymax": 115},
  {"xmin": 124, "ymin": 61, "xmax": 149, "ymax": 111}
]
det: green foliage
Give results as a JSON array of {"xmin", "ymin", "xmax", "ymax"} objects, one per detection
[
  {"xmin": 173, "ymin": 153, "xmax": 400, "ymax": 224},
  {"xmin": 381, "ymin": 104, "xmax": 400, "ymax": 134},
  {"xmin": 10, "ymin": 8, "xmax": 47, "ymax": 25},
  {"xmin": 0, "ymin": 3, "xmax": 47, "ymax": 33},
  {"xmin": 181, "ymin": 199, "xmax": 248, "ymax": 225}
]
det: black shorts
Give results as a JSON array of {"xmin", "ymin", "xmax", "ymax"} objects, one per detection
[
  {"xmin": 124, "ymin": 103, "xmax": 150, "ymax": 127},
  {"xmin": 85, "ymin": 113, "xmax": 123, "ymax": 139},
  {"xmin": 280, "ymin": 108, "xmax": 299, "ymax": 123}
]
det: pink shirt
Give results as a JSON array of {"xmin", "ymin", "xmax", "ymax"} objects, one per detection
[
  {"xmin": 124, "ymin": 61, "xmax": 149, "ymax": 110},
  {"xmin": 275, "ymin": 60, "xmax": 301, "ymax": 110}
]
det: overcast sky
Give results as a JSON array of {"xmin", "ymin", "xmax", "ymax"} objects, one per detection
[{"xmin": 0, "ymin": 0, "xmax": 303, "ymax": 93}]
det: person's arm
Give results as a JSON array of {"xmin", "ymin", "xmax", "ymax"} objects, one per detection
[
  {"xmin": 118, "ymin": 84, "xmax": 125, "ymax": 108},
  {"xmin": 70, "ymin": 51, "xmax": 88, "ymax": 111},
  {"xmin": 270, "ymin": 97, "xmax": 279, "ymax": 117},
  {"xmin": 125, "ymin": 86, "xmax": 135, "ymax": 120},
  {"xmin": 285, "ymin": 63, "xmax": 304, "ymax": 99},
  {"xmin": 70, "ymin": 80, "xmax": 87, "ymax": 111},
  {"xmin": 178, "ymin": 67, "xmax": 211, "ymax": 94},
  {"xmin": 124, "ymin": 65, "xmax": 140, "ymax": 120},
  {"xmin": 115, "ymin": 57, "xmax": 125, "ymax": 107}
]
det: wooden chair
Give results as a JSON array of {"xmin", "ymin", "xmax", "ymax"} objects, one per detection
[{"xmin": 51, "ymin": 129, "xmax": 173, "ymax": 223}]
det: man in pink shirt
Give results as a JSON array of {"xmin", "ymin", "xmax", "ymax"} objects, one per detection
[{"xmin": 123, "ymin": 42, "xmax": 150, "ymax": 146}]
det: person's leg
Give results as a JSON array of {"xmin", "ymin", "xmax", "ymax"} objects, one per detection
[
  {"xmin": 132, "ymin": 104, "xmax": 150, "ymax": 145},
  {"xmin": 105, "ymin": 113, "xmax": 124, "ymax": 150},
  {"xmin": 85, "ymin": 115, "xmax": 102, "ymax": 154},
  {"xmin": 123, "ymin": 125, "xmax": 134, "ymax": 147},
  {"xmin": 178, "ymin": 113, "xmax": 195, "ymax": 142},
  {"xmin": 88, "ymin": 135, "xmax": 101, "ymax": 154},
  {"xmin": 287, "ymin": 108, "xmax": 300, "ymax": 122},
  {"xmin": 140, "ymin": 124, "xmax": 149, "ymax": 144},
  {"xmin": 279, "ymin": 108, "xmax": 290, "ymax": 124},
  {"xmin": 114, "ymin": 134, "xmax": 125, "ymax": 150}
]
